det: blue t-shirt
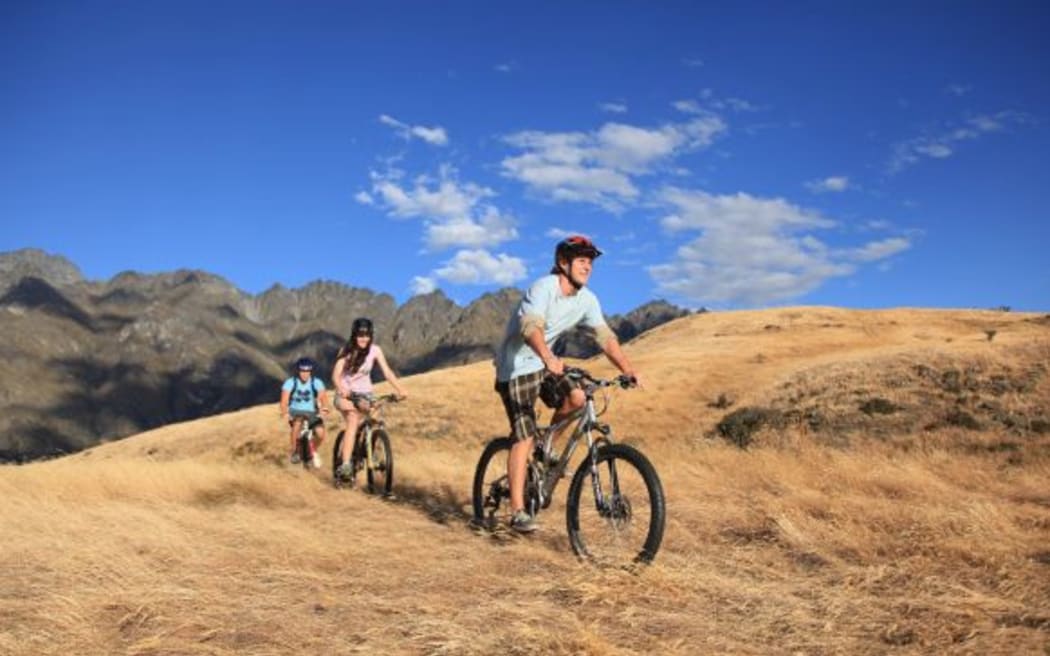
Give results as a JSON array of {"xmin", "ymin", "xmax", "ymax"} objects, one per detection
[
  {"xmin": 282, "ymin": 376, "xmax": 325, "ymax": 414},
  {"xmin": 495, "ymin": 274, "xmax": 608, "ymax": 382}
]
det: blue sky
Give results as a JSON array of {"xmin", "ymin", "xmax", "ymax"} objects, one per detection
[{"xmin": 2, "ymin": 1, "xmax": 1048, "ymax": 314}]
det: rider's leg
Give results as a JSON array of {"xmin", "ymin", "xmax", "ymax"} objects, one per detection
[
  {"xmin": 289, "ymin": 416, "xmax": 302, "ymax": 455},
  {"xmin": 508, "ymin": 436, "xmax": 534, "ymax": 512},
  {"xmin": 550, "ymin": 388, "xmax": 585, "ymax": 441},
  {"xmin": 497, "ymin": 372, "xmax": 543, "ymax": 518},
  {"xmin": 338, "ymin": 406, "xmax": 361, "ymax": 466},
  {"xmin": 545, "ymin": 386, "xmax": 586, "ymax": 463}
]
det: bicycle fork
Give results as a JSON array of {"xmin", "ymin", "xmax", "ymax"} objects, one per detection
[{"xmin": 586, "ymin": 424, "xmax": 621, "ymax": 518}]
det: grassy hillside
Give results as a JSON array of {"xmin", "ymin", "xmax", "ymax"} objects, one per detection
[{"xmin": 2, "ymin": 308, "xmax": 1048, "ymax": 655}]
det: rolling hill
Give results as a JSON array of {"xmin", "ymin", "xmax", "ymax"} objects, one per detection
[{"xmin": 1, "ymin": 307, "xmax": 1048, "ymax": 655}]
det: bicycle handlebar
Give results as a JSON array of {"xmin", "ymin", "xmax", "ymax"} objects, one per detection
[
  {"xmin": 563, "ymin": 367, "xmax": 637, "ymax": 390},
  {"xmin": 363, "ymin": 393, "xmax": 407, "ymax": 408}
]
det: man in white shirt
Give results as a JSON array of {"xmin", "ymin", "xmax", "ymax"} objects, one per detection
[{"xmin": 494, "ymin": 235, "xmax": 640, "ymax": 533}]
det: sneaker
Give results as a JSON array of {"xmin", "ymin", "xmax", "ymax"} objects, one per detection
[
  {"xmin": 290, "ymin": 453, "xmax": 301, "ymax": 465},
  {"xmin": 335, "ymin": 463, "xmax": 354, "ymax": 480},
  {"xmin": 311, "ymin": 453, "xmax": 322, "ymax": 469},
  {"xmin": 509, "ymin": 510, "xmax": 538, "ymax": 533}
]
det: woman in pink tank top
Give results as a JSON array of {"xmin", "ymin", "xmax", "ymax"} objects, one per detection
[{"xmin": 330, "ymin": 317, "xmax": 407, "ymax": 480}]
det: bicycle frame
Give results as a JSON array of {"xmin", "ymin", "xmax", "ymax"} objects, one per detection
[
  {"xmin": 352, "ymin": 396, "xmax": 393, "ymax": 472},
  {"xmin": 530, "ymin": 374, "xmax": 616, "ymax": 511}
]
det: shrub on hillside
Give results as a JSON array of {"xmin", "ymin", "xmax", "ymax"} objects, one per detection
[
  {"xmin": 716, "ymin": 407, "xmax": 783, "ymax": 449},
  {"xmin": 859, "ymin": 398, "xmax": 900, "ymax": 416}
]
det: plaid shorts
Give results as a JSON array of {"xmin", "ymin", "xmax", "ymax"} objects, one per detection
[
  {"xmin": 495, "ymin": 371, "xmax": 545, "ymax": 443},
  {"xmin": 495, "ymin": 371, "xmax": 581, "ymax": 442}
]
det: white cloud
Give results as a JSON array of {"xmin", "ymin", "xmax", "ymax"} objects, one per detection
[
  {"xmin": 426, "ymin": 208, "xmax": 518, "ymax": 250},
  {"xmin": 545, "ymin": 227, "xmax": 577, "ymax": 240},
  {"xmin": 495, "ymin": 61, "xmax": 517, "ymax": 73},
  {"xmin": 433, "ymin": 249, "xmax": 527, "ymax": 285},
  {"xmin": 673, "ymin": 100, "xmax": 704, "ymax": 115},
  {"xmin": 689, "ymin": 89, "xmax": 761, "ymax": 113},
  {"xmin": 379, "ymin": 114, "xmax": 449, "ymax": 146},
  {"xmin": 682, "ymin": 57, "xmax": 704, "ymax": 68},
  {"xmin": 722, "ymin": 97, "xmax": 759, "ymax": 112},
  {"xmin": 946, "ymin": 83, "xmax": 973, "ymax": 97},
  {"xmin": 366, "ymin": 166, "xmax": 518, "ymax": 250},
  {"xmin": 501, "ymin": 116, "xmax": 727, "ymax": 211},
  {"xmin": 848, "ymin": 237, "xmax": 911, "ymax": 262},
  {"xmin": 915, "ymin": 143, "xmax": 953, "ymax": 158},
  {"xmin": 888, "ymin": 111, "xmax": 1029, "ymax": 173},
  {"xmin": 649, "ymin": 187, "xmax": 911, "ymax": 305},
  {"xmin": 354, "ymin": 191, "xmax": 374, "ymax": 205},
  {"xmin": 599, "ymin": 102, "xmax": 628, "ymax": 114},
  {"xmin": 805, "ymin": 176, "xmax": 851, "ymax": 193},
  {"xmin": 410, "ymin": 276, "xmax": 437, "ymax": 295}
]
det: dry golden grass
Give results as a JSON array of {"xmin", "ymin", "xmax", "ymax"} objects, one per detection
[{"xmin": 2, "ymin": 307, "xmax": 1049, "ymax": 655}]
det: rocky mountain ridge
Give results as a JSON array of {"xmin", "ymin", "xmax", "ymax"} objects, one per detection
[{"xmin": 0, "ymin": 249, "xmax": 692, "ymax": 461}]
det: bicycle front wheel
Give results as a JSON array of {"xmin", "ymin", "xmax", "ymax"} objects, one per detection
[
  {"xmin": 471, "ymin": 437, "xmax": 513, "ymax": 530},
  {"xmin": 331, "ymin": 430, "xmax": 347, "ymax": 484},
  {"xmin": 365, "ymin": 429, "xmax": 394, "ymax": 496},
  {"xmin": 566, "ymin": 443, "xmax": 665, "ymax": 564},
  {"xmin": 298, "ymin": 431, "xmax": 313, "ymax": 470}
]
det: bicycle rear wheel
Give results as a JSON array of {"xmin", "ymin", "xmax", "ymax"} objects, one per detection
[
  {"xmin": 471, "ymin": 437, "xmax": 513, "ymax": 530},
  {"xmin": 365, "ymin": 429, "xmax": 394, "ymax": 496},
  {"xmin": 566, "ymin": 443, "xmax": 665, "ymax": 565}
]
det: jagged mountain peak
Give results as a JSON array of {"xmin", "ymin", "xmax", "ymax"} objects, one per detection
[{"xmin": 0, "ymin": 248, "xmax": 83, "ymax": 291}]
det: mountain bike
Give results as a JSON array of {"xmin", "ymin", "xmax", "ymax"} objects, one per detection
[
  {"xmin": 290, "ymin": 415, "xmax": 322, "ymax": 469},
  {"xmin": 472, "ymin": 367, "xmax": 666, "ymax": 564},
  {"xmin": 332, "ymin": 394, "xmax": 400, "ymax": 496}
]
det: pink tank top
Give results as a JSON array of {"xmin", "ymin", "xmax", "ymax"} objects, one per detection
[{"xmin": 342, "ymin": 345, "xmax": 380, "ymax": 394}]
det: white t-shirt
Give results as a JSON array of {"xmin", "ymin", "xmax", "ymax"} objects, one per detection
[{"xmin": 495, "ymin": 274, "xmax": 608, "ymax": 382}]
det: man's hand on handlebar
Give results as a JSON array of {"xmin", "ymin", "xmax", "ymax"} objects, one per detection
[{"xmin": 544, "ymin": 356, "xmax": 566, "ymax": 377}]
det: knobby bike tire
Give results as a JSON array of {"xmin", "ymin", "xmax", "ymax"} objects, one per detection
[
  {"xmin": 298, "ymin": 427, "xmax": 313, "ymax": 470},
  {"xmin": 331, "ymin": 430, "xmax": 347, "ymax": 484},
  {"xmin": 348, "ymin": 425, "xmax": 368, "ymax": 488},
  {"xmin": 471, "ymin": 437, "xmax": 514, "ymax": 528},
  {"xmin": 565, "ymin": 443, "xmax": 665, "ymax": 564},
  {"xmin": 366, "ymin": 429, "xmax": 394, "ymax": 496}
]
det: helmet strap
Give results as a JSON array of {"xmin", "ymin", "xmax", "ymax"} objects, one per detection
[{"xmin": 557, "ymin": 260, "xmax": 584, "ymax": 290}]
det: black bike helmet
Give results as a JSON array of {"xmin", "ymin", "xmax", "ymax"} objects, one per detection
[
  {"xmin": 550, "ymin": 235, "xmax": 603, "ymax": 287},
  {"xmin": 295, "ymin": 357, "xmax": 316, "ymax": 371},
  {"xmin": 351, "ymin": 317, "xmax": 374, "ymax": 337},
  {"xmin": 553, "ymin": 235, "xmax": 602, "ymax": 268}
]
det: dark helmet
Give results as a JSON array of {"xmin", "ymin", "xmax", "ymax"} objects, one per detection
[
  {"xmin": 551, "ymin": 235, "xmax": 603, "ymax": 284},
  {"xmin": 554, "ymin": 235, "xmax": 602, "ymax": 265},
  {"xmin": 295, "ymin": 357, "xmax": 316, "ymax": 372},
  {"xmin": 351, "ymin": 317, "xmax": 374, "ymax": 337}
]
